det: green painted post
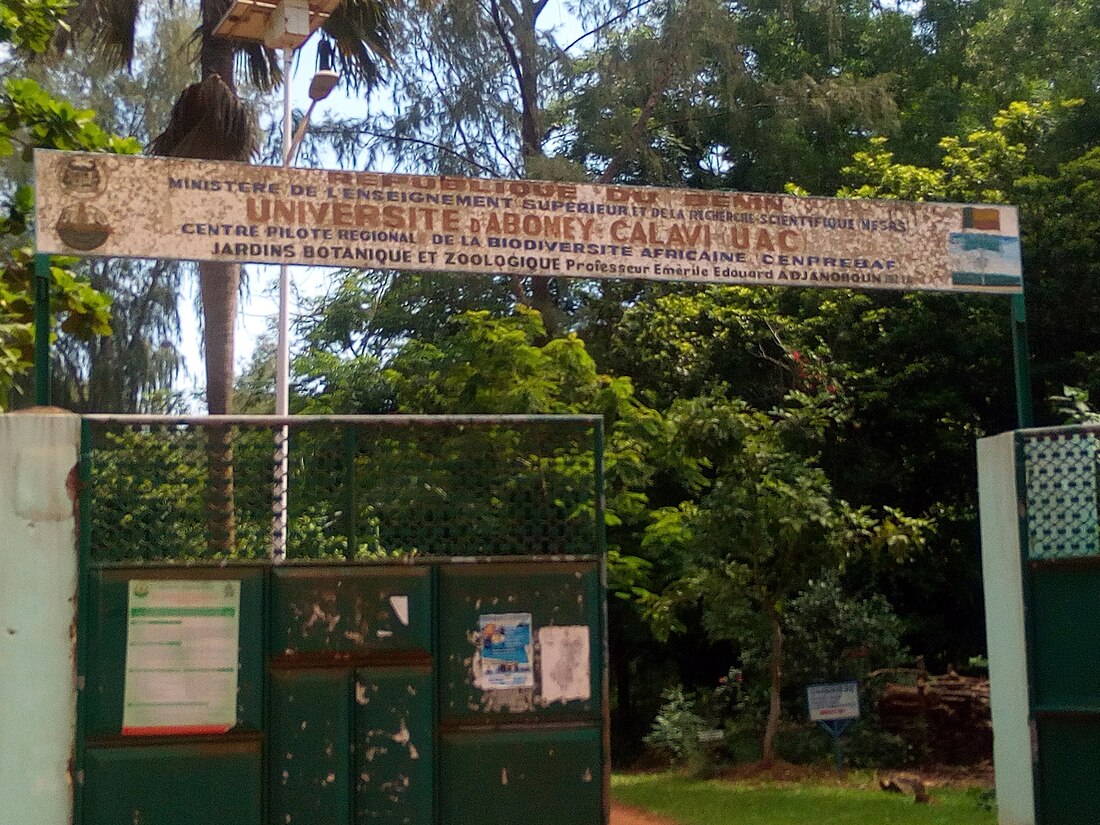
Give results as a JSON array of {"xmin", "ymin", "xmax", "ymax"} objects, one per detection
[
  {"xmin": 74, "ymin": 419, "xmax": 93, "ymax": 825},
  {"xmin": 594, "ymin": 419, "xmax": 611, "ymax": 825},
  {"xmin": 344, "ymin": 426, "xmax": 358, "ymax": 561},
  {"xmin": 34, "ymin": 253, "xmax": 51, "ymax": 406},
  {"xmin": 1012, "ymin": 292, "xmax": 1034, "ymax": 429}
]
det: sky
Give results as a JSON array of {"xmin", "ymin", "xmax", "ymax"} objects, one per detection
[{"xmin": 175, "ymin": 0, "xmax": 584, "ymax": 410}]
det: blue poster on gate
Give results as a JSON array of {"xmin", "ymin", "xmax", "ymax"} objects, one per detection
[{"xmin": 476, "ymin": 613, "xmax": 534, "ymax": 689}]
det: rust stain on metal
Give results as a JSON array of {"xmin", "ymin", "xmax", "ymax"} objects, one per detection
[
  {"xmin": 66, "ymin": 463, "xmax": 80, "ymax": 522},
  {"xmin": 478, "ymin": 687, "xmax": 536, "ymax": 714},
  {"xmin": 392, "ymin": 719, "xmax": 411, "ymax": 745}
]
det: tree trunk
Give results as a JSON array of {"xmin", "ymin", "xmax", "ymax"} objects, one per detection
[
  {"xmin": 491, "ymin": 0, "xmax": 560, "ymax": 335},
  {"xmin": 197, "ymin": 0, "xmax": 241, "ymax": 552},
  {"xmin": 201, "ymin": 0, "xmax": 236, "ymax": 87},
  {"xmin": 516, "ymin": 6, "xmax": 561, "ymax": 335},
  {"xmin": 762, "ymin": 609, "xmax": 784, "ymax": 765},
  {"xmin": 515, "ymin": 1, "xmax": 543, "ymax": 166},
  {"xmin": 199, "ymin": 260, "xmax": 238, "ymax": 552}
]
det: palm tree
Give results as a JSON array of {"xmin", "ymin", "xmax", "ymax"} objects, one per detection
[
  {"xmin": 62, "ymin": 0, "xmax": 393, "ymax": 550},
  {"xmin": 64, "ymin": 0, "xmax": 392, "ymax": 416}
]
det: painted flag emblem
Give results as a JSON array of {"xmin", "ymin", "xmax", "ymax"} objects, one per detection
[{"xmin": 963, "ymin": 207, "xmax": 1001, "ymax": 231}]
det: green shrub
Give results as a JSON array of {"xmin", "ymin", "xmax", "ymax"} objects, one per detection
[{"xmin": 645, "ymin": 686, "xmax": 724, "ymax": 776}]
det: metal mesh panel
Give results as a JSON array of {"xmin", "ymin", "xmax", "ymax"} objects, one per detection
[
  {"xmin": 1023, "ymin": 431, "xmax": 1100, "ymax": 561},
  {"xmin": 84, "ymin": 417, "xmax": 600, "ymax": 563}
]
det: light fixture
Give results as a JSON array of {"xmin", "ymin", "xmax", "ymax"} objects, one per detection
[
  {"xmin": 213, "ymin": 0, "xmax": 341, "ymax": 49},
  {"xmin": 308, "ymin": 69, "xmax": 340, "ymax": 102}
]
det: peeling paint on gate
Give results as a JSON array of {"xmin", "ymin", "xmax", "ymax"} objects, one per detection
[
  {"xmin": 272, "ymin": 568, "xmax": 431, "ymax": 659},
  {"xmin": 354, "ymin": 668, "xmax": 433, "ymax": 825}
]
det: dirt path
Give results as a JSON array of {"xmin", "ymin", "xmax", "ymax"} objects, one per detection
[{"xmin": 610, "ymin": 802, "xmax": 678, "ymax": 825}]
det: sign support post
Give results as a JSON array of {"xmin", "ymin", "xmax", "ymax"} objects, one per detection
[
  {"xmin": 817, "ymin": 718, "xmax": 852, "ymax": 776},
  {"xmin": 1011, "ymin": 292, "xmax": 1034, "ymax": 428},
  {"xmin": 34, "ymin": 252, "xmax": 51, "ymax": 406}
]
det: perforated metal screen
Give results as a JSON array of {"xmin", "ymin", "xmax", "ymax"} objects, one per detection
[
  {"xmin": 1022, "ymin": 429, "xmax": 1100, "ymax": 561},
  {"xmin": 82, "ymin": 415, "xmax": 602, "ymax": 563}
]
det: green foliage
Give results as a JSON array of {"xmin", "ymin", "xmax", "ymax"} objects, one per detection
[
  {"xmin": 89, "ymin": 428, "xmax": 356, "ymax": 560},
  {"xmin": 0, "ymin": 0, "xmax": 140, "ymax": 407},
  {"xmin": 379, "ymin": 307, "xmax": 663, "ymax": 538},
  {"xmin": 644, "ymin": 686, "xmax": 712, "ymax": 771},
  {"xmin": 22, "ymin": 1, "xmax": 202, "ymax": 412},
  {"xmin": 1051, "ymin": 386, "xmax": 1100, "ymax": 425},
  {"xmin": 0, "ymin": 0, "xmax": 70, "ymax": 52},
  {"xmin": 781, "ymin": 572, "xmax": 908, "ymax": 689},
  {"xmin": 839, "ymin": 100, "xmax": 1076, "ymax": 203},
  {"xmin": 642, "ymin": 388, "xmax": 929, "ymax": 641},
  {"xmin": 638, "ymin": 383, "xmax": 930, "ymax": 762},
  {"xmin": 88, "ymin": 429, "xmax": 210, "ymax": 559}
]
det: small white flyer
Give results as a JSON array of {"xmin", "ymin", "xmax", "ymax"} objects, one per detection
[{"xmin": 538, "ymin": 626, "xmax": 590, "ymax": 704}]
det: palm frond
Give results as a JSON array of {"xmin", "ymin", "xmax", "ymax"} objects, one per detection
[
  {"xmin": 55, "ymin": 0, "xmax": 144, "ymax": 68},
  {"xmin": 236, "ymin": 42, "xmax": 282, "ymax": 90},
  {"xmin": 150, "ymin": 73, "xmax": 258, "ymax": 161},
  {"xmin": 320, "ymin": 0, "xmax": 394, "ymax": 92}
]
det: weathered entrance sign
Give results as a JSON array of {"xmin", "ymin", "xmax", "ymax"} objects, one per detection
[{"xmin": 35, "ymin": 149, "xmax": 1022, "ymax": 293}]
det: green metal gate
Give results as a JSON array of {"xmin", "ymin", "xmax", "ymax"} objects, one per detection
[{"xmin": 76, "ymin": 415, "xmax": 608, "ymax": 825}]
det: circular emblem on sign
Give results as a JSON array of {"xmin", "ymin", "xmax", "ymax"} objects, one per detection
[
  {"xmin": 58, "ymin": 156, "xmax": 107, "ymax": 198},
  {"xmin": 56, "ymin": 203, "xmax": 111, "ymax": 250}
]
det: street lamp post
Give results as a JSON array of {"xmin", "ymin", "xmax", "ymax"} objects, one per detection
[
  {"xmin": 214, "ymin": 0, "xmax": 341, "ymax": 560},
  {"xmin": 272, "ymin": 54, "xmax": 339, "ymax": 561}
]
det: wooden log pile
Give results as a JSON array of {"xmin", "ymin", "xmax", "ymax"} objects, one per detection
[{"xmin": 875, "ymin": 665, "xmax": 992, "ymax": 764}]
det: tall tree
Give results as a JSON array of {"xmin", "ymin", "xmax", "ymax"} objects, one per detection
[
  {"xmin": 643, "ymin": 391, "xmax": 929, "ymax": 764},
  {"xmin": 319, "ymin": 1, "xmax": 713, "ymax": 332},
  {"xmin": 59, "ymin": 0, "xmax": 394, "ymax": 548}
]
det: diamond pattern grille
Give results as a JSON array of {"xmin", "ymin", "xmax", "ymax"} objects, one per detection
[{"xmin": 1023, "ymin": 432, "xmax": 1100, "ymax": 561}]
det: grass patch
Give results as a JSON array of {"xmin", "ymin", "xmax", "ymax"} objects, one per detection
[{"xmin": 612, "ymin": 772, "xmax": 996, "ymax": 825}]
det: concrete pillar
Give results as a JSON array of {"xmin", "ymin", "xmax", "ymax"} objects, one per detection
[
  {"xmin": 0, "ymin": 410, "xmax": 81, "ymax": 825},
  {"xmin": 978, "ymin": 432, "xmax": 1037, "ymax": 825}
]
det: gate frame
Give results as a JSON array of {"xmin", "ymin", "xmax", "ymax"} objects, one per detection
[{"xmin": 74, "ymin": 413, "xmax": 610, "ymax": 825}]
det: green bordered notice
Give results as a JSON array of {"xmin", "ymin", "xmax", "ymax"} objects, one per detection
[{"xmin": 122, "ymin": 579, "xmax": 240, "ymax": 736}]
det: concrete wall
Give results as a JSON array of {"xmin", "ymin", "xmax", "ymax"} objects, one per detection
[{"xmin": 0, "ymin": 411, "xmax": 81, "ymax": 825}]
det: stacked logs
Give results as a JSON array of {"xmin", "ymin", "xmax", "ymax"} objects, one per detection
[{"xmin": 875, "ymin": 663, "xmax": 992, "ymax": 764}]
